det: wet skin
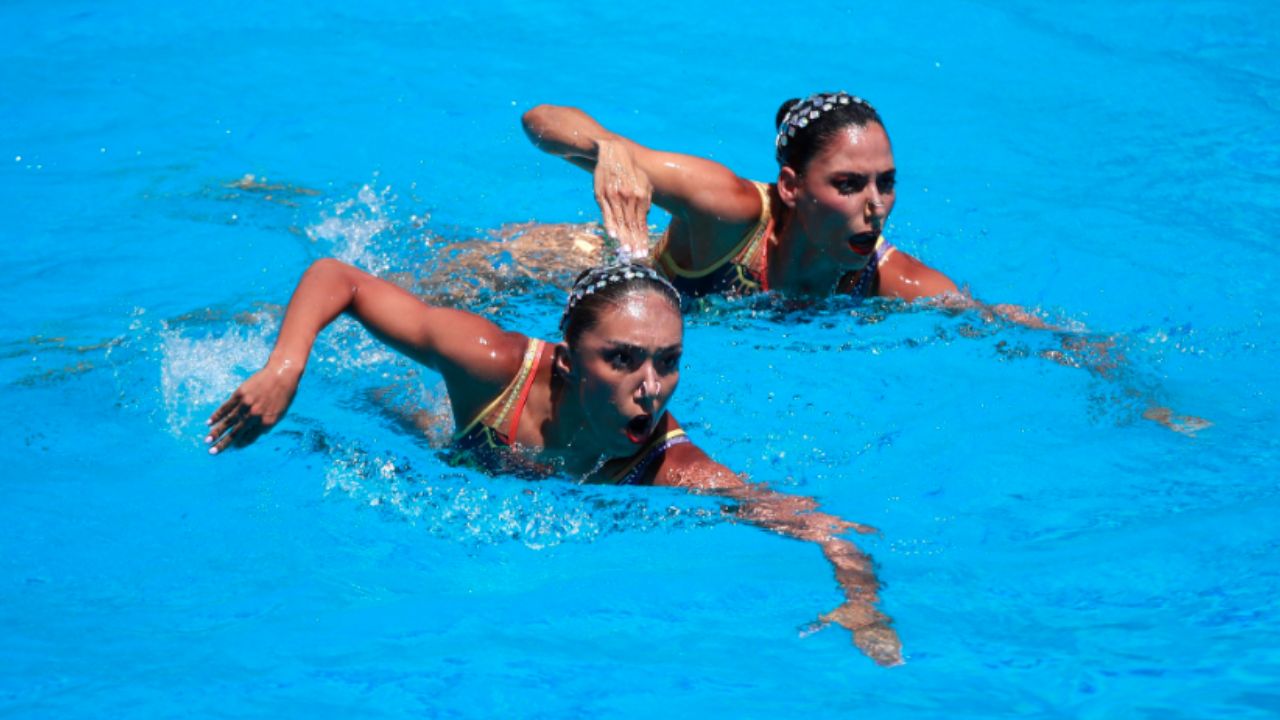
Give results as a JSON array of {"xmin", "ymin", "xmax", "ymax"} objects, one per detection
[
  {"xmin": 557, "ymin": 290, "xmax": 683, "ymax": 459},
  {"xmin": 782, "ymin": 122, "xmax": 897, "ymax": 273}
]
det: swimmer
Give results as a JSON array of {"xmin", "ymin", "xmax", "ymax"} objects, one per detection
[
  {"xmin": 524, "ymin": 96, "xmax": 1209, "ymax": 433},
  {"xmin": 524, "ymin": 92, "xmax": 966, "ymax": 302},
  {"xmin": 205, "ymin": 258, "xmax": 904, "ymax": 665}
]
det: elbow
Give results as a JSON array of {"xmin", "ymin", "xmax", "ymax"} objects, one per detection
[
  {"xmin": 307, "ymin": 257, "xmax": 351, "ymax": 277},
  {"xmin": 521, "ymin": 104, "xmax": 559, "ymax": 144},
  {"xmin": 304, "ymin": 258, "xmax": 360, "ymax": 292}
]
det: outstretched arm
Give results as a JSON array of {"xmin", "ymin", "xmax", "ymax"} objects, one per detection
[
  {"xmin": 878, "ymin": 247, "xmax": 1054, "ymax": 327},
  {"xmin": 522, "ymin": 104, "xmax": 761, "ymax": 262},
  {"xmin": 878, "ymin": 251, "xmax": 1207, "ymax": 433},
  {"xmin": 205, "ymin": 259, "xmax": 522, "ymax": 453},
  {"xmin": 658, "ymin": 449, "xmax": 903, "ymax": 666}
]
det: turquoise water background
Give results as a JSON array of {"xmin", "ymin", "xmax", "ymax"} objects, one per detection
[{"xmin": 3, "ymin": 1, "xmax": 1279, "ymax": 717}]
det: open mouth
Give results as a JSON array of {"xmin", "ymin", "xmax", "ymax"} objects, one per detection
[
  {"xmin": 847, "ymin": 231, "xmax": 879, "ymax": 256},
  {"xmin": 625, "ymin": 414, "xmax": 652, "ymax": 443}
]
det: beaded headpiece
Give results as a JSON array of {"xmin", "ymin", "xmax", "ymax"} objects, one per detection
[
  {"xmin": 560, "ymin": 263, "xmax": 681, "ymax": 334},
  {"xmin": 775, "ymin": 91, "xmax": 873, "ymax": 165}
]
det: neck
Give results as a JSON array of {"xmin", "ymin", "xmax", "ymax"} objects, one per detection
[
  {"xmin": 543, "ymin": 378, "xmax": 612, "ymax": 477},
  {"xmin": 772, "ymin": 214, "xmax": 848, "ymax": 296}
]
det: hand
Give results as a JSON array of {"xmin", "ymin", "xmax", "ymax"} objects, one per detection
[
  {"xmin": 817, "ymin": 539, "xmax": 903, "ymax": 665},
  {"xmin": 205, "ymin": 361, "xmax": 301, "ymax": 454},
  {"xmin": 821, "ymin": 601, "xmax": 904, "ymax": 667},
  {"xmin": 594, "ymin": 139, "xmax": 653, "ymax": 260},
  {"xmin": 1142, "ymin": 406, "xmax": 1213, "ymax": 436}
]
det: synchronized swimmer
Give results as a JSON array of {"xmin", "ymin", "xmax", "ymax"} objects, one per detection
[
  {"xmin": 203, "ymin": 91, "xmax": 1211, "ymax": 671},
  {"xmin": 207, "ymin": 258, "xmax": 904, "ymax": 666}
]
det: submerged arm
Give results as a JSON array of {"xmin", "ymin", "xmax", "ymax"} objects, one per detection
[
  {"xmin": 660, "ymin": 453, "xmax": 902, "ymax": 666},
  {"xmin": 880, "ymin": 251, "xmax": 1206, "ymax": 432}
]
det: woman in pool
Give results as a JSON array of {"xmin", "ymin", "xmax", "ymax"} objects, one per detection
[
  {"xmin": 520, "ymin": 95, "xmax": 1218, "ymax": 432},
  {"xmin": 205, "ymin": 258, "xmax": 903, "ymax": 665},
  {"xmin": 523, "ymin": 92, "xmax": 1042, "ymax": 318}
]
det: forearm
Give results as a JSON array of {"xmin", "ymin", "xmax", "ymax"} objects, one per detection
[
  {"xmin": 713, "ymin": 482, "xmax": 900, "ymax": 663},
  {"xmin": 522, "ymin": 104, "xmax": 617, "ymax": 164},
  {"xmin": 267, "ymin": 258, "xmax": 360, "ymax": 373},
  {"xmin": 933, "ymin": 293, "xmax": 1057, "ymax": 331}
]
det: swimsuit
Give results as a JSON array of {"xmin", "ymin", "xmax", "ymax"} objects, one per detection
[
  {"xmin": 449, "ymin": 337, "xmax": 690, "ymax": 484},
  {"xmin": 449, "ymin": 338, "xmax": 548, "ymax": 478},
  {"xmin": 655, "ymin": 182, "xmax": 774, "ymax": 298},
  {"xmin": 608, "ymin": 428, "xmax": 691, "ymax": 486},
  {"xmin": 654, "ymin": 180, "xmax": 897, "ymax": 300}
]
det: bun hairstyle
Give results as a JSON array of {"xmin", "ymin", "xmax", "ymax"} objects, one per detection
[
  {"xmin": 775, "ymin": 91, "xmax": 885, "ymax": 171},
  {"xmin": 560, "ymin": 263, "xmax": 682, "ymax": 346}
]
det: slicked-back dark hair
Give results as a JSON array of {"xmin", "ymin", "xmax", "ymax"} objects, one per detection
[
  {"xmin": 560, "ymin": 264, "xmax": 682, "ymax": 347},
  {"xmin": 775, "ymin": 92, "xmax": 887, "ymax": 172}
]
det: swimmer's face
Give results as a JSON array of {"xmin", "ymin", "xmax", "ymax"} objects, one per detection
[
  {"xmin": 781, "ymin": 122, "xmax": 896, "ymax": 269},
  {"xmin": 561, "ymin": 290, "xmax": 683, "ymax": 458}
]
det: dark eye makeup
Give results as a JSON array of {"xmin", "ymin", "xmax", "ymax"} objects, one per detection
[
  {"xmin": 601, "ymin": 344, "xmax": 682, "ymax": 375},
  {"xmin": 832, "ymin": 170, "xmax": 896, "ymax": 196}
]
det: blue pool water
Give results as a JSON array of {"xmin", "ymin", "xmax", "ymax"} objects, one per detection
[{"xmin": 3, "ymin": 1, "xmax": 1279, "ymax": 716}]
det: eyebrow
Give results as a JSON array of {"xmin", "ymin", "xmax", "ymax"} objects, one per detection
[
  {"xmin": 602, "ymin": 341, "xmax": 682, "ymax": 354},
  {"xmin": 831, "ymin": 168, "xmax": 894, "ymax": 176}
]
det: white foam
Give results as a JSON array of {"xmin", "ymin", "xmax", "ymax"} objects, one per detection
[
  {"xmin": 158, "ymin": 316, "xmax": 276, "ymax": 440},
  {"xmin": 305, "ymin": 183, "xmax": 395, "ymax": 273}
]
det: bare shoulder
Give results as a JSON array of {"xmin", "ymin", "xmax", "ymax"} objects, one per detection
[
  {"xmin": 652, "ymin": 440, "xmax": 742, "ymax": 491},
  {"xmin": 878, "ymin": 247, "xmax": 959, "ymax": 301},
  {"xmin": 435, "ymin": 330, "xmax": 536, "ymax": 422},
  {"xmin": 660, "ymin": 177, "xmax": 768, "ymax": 271}
]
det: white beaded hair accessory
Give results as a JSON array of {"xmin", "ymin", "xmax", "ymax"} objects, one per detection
[
  {"xmin": 612, "ymin": 242, "xmax": 639, "ymax": 265},
  {"xmin": 775, "ymin": 91, "xmax": 872, "ymax": 165},
  {"xmin": 560, "ymin": 262, "xmax": 681, "ymax": 333}
]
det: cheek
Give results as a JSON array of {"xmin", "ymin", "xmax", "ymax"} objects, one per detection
[
  {"xmin": 809, "ymin": 188, "xmax": 857, "ymax": 217},
  {"xmin": 586, "ymin": 368, "xmax": 630, "ymax": 408}
]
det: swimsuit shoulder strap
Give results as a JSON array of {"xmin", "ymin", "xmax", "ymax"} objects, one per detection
[
  {"xmin": 452, "ymin": 338, "xmax": 545, "ymax": 443},
  {"xmin": 736, "ymin": 181, "xmax": 775, "ymax": 281},
  {"xmin": 847, "ymin": 236, "xmax": 897, "ymax": 298},
  {"xmin": 874, "ymin": 236, "xmax": 896, "ymax": 266},
  {"xmin": 657, "ymin": 181, "xmax": 773, "ymax": 279},
  {"xmin": 607, "ymin": 427, "xmax": 691, "ymax": 485}
]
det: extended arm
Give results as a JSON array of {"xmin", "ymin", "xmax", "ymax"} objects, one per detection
[
  {"xmin": 879, "ymin": 252, "xmax": 1207, "ymax": 432},
  {"xmin": 522, "ymin": 104, "xmax": 761, "ymax": 262},
  {"xmin": 659, "ymin": 451, "xmax": 902, "ymax": 666},
  {"xmin": 205, "ymin": 259, "xmax": 520, "ymax": 453}
]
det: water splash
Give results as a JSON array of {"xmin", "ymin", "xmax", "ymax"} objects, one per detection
[
  {"xmin": 318, "ymin": 437, "xmax": 725, "ymax": 548},
  {"xmin": 158, "ymin": 313, "xmax": 276, "ymax": 439},
  {"xmin": 305, "ymin": 182, "xmax": 402, "ymax": 274}
]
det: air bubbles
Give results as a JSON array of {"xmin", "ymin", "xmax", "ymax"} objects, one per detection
[{"xmin": 317, "ymin": 440, "xmax": 726, "ymax": 548}]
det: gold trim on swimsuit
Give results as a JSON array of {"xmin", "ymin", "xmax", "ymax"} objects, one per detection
[
  {"xmin": 452, "ymin": 338, "xmax": 544, "ymax": 442},
  {"xmin": 602, "ymin": 428, "xmax": 688, "ymax": 484},
  {"xmin": 657, "ymin": 182, "xmax": 772, "ymax": 279}
]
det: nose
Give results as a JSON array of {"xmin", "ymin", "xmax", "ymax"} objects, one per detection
[
  {"xmin": 636, "ymin": 364, "xmax": 661, "ymax": 407},
  {"xmin": 865, "ymin": 186, "xmax": 886, "ymax": 222}
]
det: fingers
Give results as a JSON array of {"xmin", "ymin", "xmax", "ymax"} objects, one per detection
[
  {"xmin": 593, "ymin": 150, "xmax": 652, "ymax": 258},
  {"xmin": 207, "ymin": 411, "xmax": 264, "ymax": 455},
  {"xmin": 206, "ymin": 395, "xmax": 239, "ymax": 427},
  {"xmin": 854, "ymin": 623, "xmax": 904, "ymax": 667},
  {"xmin": 620, "ymin": 195, "xmax": 652, "ymax": 257},
  {"xmin": 205, "ymin": 401, "xmax": 244, "ymax": 454},
  {"xmin": 593, "ymin": 159, "xmax": 623, "ymax": 241},
  {"xmin": 204, "ymin": 398, "xmax": 269, "ymax": 455}
]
